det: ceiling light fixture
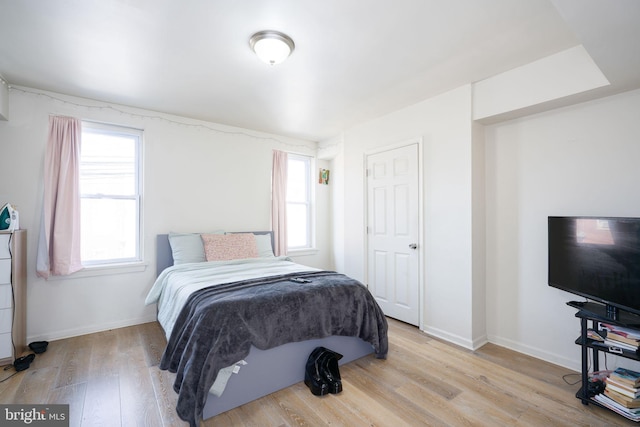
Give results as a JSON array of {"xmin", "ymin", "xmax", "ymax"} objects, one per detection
[{"xmin": 249, "ymin": 30, "xmax": 295, "ymax": 65}]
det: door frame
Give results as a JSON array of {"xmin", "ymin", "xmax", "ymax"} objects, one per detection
[{"xmin": 363, "ymin": 138, "xmax": 425, "ymax": 330}]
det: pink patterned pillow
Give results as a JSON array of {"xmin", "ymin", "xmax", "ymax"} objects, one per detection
[{"xmin": 201, "ymin": 233, "xmax": 258, "ymax": 261}]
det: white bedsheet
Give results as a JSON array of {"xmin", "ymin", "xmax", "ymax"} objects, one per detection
[{"xmin": 145, "ymin": 256, "xmax": 319, "ymax": 340}]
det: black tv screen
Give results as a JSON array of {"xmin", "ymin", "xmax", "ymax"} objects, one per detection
[{"xmin": 548, "ymin": 216, "xmax": 640, "ymax": 317}]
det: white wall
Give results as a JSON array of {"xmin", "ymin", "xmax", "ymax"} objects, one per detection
[
  {"xmin": 309, "ymin": 158, "xmax": 333, "ymax": 270},
  {"xmin": 318, "ymin": 134, "xmax": 344, "ymax": 272},
  {"xmin": 473, "ymin": 45, "xmax": 609, "ymax": 122},
  {"xmin": 472, "ymin": 121, "xmax": 487, "ymax": 344},
  {"xmin": 485, "ymin": 88, "xmax": 640, "ymax": 371},
  {"xmin": 0, "ymin": 87, "xmax": 326, "ymax": 342},
  {"xmin": 336, "ymin": 79, "xmax": 640, "ymax": 371},
  {"xmin": 0, "ymin": 74, "xmax": 8, "ymax": 121},
  {"xmin": 337, "ymin": 85, "xmax": 486, "ymax": 349}
]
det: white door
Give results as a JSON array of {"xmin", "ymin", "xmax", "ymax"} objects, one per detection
[{"xmin": 366, "ymin": 143, "xmax": 420, "ymax": 326}]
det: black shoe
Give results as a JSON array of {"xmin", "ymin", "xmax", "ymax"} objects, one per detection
[
  {"xmin": 14, "ymin": 353, "xmax": 35, "ymax": 372},
  {"xmin": 304, "ymin": 349, "xmax": 329, "ymax": 396},
  {"xmin": 28, "ymin": 341, "xmax": 48, "ymax": 354},
  {"xmin": 318, "ymin": 349, "xmax": 343, "ymax": 394}
]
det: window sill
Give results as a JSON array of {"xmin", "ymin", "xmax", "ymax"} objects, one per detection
[
  {"xmin": 46, "ymin": 262, "xmax": 148, "ymax": 280},
  {"xmin": 287, "ymin": 248, "xmax": 319, "ymax": 257}
]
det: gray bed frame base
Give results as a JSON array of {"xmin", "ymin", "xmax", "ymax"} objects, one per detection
[
  {"xmin": 204, "ymin": 335, "xmax": 374, "ymax": 418},
  {"xmin": 155, "ymin": 233, "xmax": 375, "ymax": 420}
]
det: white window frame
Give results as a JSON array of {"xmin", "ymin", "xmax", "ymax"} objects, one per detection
[
  {"xmin": 286, "ymin": 153, "xmax": 315, "ymax": 252},
  {"xmin": 79, "ymin": 121, "xmax": 143, "ymax": 270}
]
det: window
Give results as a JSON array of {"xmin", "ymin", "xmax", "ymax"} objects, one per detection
[
  {"xmin": 80, "ymin": 122, "xmax": 142, "ymax": 266},
  {"xmin": 286, "ymin": 154, "xmax": 313, "ymax": 250}
]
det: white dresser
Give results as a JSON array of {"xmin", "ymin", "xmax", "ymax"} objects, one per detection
[{"xmin": 0, "ymin": 230, "xmax": 26, "ymax": 364}]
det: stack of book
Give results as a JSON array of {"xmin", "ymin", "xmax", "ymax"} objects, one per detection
[
  {"xmin": 601, "ymin": 323, "xmax": 640, "ymax": 353},
  {"xmin": 595, "ymin": 367, "xmax": 640, "ymax": 421}
]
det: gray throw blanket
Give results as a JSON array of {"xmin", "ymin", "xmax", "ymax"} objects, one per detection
[{"xmin": 160, "ymin": 270, "xmax": 388, "ymax": 427}]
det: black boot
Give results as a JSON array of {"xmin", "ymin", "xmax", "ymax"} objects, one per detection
[
  {"xmin": 318, "ymin": 348, "xmax": 343, "ymax": 394},
  {"xmin": 304, "ymin": 348, "xmax": 330, "ymax": 396}
]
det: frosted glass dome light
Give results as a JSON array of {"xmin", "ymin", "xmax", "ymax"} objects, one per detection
[{"xmin": 250, "ymin": 30, "xmax": 295, "ymax": 65}]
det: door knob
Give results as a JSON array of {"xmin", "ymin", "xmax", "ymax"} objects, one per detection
[{"xmin": 409, "ymin": 243, "xmax": 417, "ymax": 249}]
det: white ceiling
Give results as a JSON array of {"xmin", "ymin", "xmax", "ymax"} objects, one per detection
[{"xmin": 0, "ymin": 0, "xmax": 638, "ymax": 141}]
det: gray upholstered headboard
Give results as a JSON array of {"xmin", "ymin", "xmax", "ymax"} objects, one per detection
[{"xmin": 156, "ymin": 231, "xmax": 274, "ymax": 277}]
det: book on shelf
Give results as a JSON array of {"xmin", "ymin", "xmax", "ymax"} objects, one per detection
[
  {"xmin": 587, "ymin": 329, "xmax": 605, "ymax": 342},
  {"xmin": 611, "ymin": 367, "xmax": 640, "ymax": 388},
  {"xmin": 604, "ymin": 387, "xmax": 640, "ymax": 408},
  {"xmin": 601, "ymin": 323, "xmax": 640, "ymax": 340},
  {"xmin": 594, "ymin": 394, "xmax": 640, "ymax": 422},
  {"xmin": 607, "ymin": 376, "xmax": 640, "ymax": 395},
  {"xmin": 606, "ymin": 379, "xmax": 640, "ymax": 399},
  {"xmin": 606, "ymin": 331, "xmax": 640, "ymax": 347},
  {"xmin": 604, "ymin": 339, "xmax": 639, "ymax": 352}
]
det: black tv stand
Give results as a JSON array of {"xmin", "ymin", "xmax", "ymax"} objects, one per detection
[
  {"xmin": 567, "ymin": 301, "xmax": 640, "ymax": 328},
  {"xmin": 568, "ymin": 301, "xmax": 640, "ymax": 422}
]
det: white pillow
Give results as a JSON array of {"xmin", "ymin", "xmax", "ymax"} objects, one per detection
[
  {"xmin": 254, "ymin": 233, "xmax": 275, "ymax": 257},
  {"xmin": 168, "ymin": 231, "xmax": 224, "ymax": 264}
]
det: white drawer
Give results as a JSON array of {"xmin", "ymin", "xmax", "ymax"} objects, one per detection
[
  {"xmin": 0, "ymin": 332, "xmax": 11, "ymax": 359},
  {"xmin": 0, "ymin": 284, "xmax": 11, "ymax": 309},
  {"xmin": 0, "ymin": 307, "xmax": 11, "ymax": 334},
  {"xmin": 0, "ymin": 259, "xmax": 10, "ymax": 284},
  {"xmin": 0, "ymin": 234, "xmax": 10, "ymax": 259}
]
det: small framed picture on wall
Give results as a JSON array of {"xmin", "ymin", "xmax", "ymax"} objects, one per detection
[{"xmin": 319, "ymin": 168, "xmax": 330, "ymax": 185}]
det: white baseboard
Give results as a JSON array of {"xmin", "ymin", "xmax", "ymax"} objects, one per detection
[
  {"xmin": 423, "ymin": 325, "xmax": 474, "ymax": 350},
  {"xmin": 422, "ymin": 326, "xmax": 577, "ymax": 370},
  {"xmin": 26, "ymin": 314, "xmax": 158, "ymax": 344},
  {"xmin": 487, "ymin": 334, "xmax": 580, "ymax": 372},
  {"xmin": 472, "ymin": 334, "xmax": 490, "ymax": 350}
]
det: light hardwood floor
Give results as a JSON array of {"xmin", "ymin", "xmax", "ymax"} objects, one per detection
[{"xmin": 0, "ymin": 318, "xmax": 635, "ymax": 426}]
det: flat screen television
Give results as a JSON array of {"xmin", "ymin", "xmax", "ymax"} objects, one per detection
[{"xmin": 548, "ymin": 216, "xmax": 640, "ymax": 319}]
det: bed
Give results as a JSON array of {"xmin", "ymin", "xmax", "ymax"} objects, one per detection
[{"xmin": 146, "ymin": 231, "xmax": 388, "ymax": 427}]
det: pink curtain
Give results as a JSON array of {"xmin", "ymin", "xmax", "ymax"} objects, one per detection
[
  {"xmin": 271, "ymin": 150, "xmax": 288, "ymax": 256},
  {"xmin": 36, "ymin": 116, "xmax": 82, "ymax": 278}
]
